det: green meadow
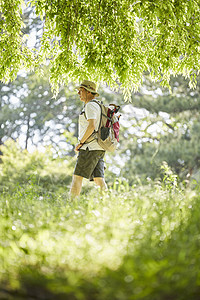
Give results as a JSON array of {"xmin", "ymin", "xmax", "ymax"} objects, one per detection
[{"xmin": 1, "ymin": 142, "xmax": 200, "ymax": 300}]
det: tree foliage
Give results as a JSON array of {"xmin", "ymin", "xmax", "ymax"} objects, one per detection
[
  {"xmin": 0, "ymin": 0, "xmax": 34, "ymax": 81},
  {"xmin": 117, "ymin": 75, "xmax": 200, "ymax": 182},
  {"xmin": 0, "ymin": 72, "xmax": 82, "ymax": 152},
  {"xmin": 1, "ymin": 0, "xmax": 200, "ymax": 97}
]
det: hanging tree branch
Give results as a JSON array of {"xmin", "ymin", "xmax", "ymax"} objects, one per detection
[{"xmin": 0, "ymin": 0, "xmax": 200, "ymax": 99}]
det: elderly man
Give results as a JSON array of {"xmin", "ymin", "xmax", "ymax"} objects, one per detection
[{"xmin": 70, "ymin": 80, "xmax": 107, "ymax": 197}]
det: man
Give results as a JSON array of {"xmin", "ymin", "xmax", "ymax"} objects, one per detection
[{"xmin": 70, "ymin": 80, "xmax": 107, "ymax": 197}]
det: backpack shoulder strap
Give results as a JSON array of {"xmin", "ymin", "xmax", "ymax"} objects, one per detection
[
  {"xmin": 90, "ymin": 100, "xmax": 102, "ymax": 131},
  {"xmin": 90, "ymin": 99, "xmax": 102, "ymax": 108},
  {"xmin": 83, "ymin": 100, "xmax": 102, "ymax": 144},
  {"xmin": 91, "ymin": 100, "xmax": 113, "ymax": 122}
]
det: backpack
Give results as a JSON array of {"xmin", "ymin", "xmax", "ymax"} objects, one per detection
[{"xmin": 84, "ymin": 100, "xmax": 120, "ymax": 152}]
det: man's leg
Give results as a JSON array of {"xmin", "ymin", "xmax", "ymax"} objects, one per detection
[
  {"xmin": 94, "ymin": 177, "xmax": 107, "ymax": 190},
  {"xmin": 70, "ymin": 175, "xmax": 83, "ymax": 197}
]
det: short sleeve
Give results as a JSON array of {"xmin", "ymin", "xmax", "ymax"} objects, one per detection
[{"xmin": 85, "ymin": 102, "xmax": 100, "ymax": 120}]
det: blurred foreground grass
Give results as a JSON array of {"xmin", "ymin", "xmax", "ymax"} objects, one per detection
[{"xmin": 1, "ymin": 182, "xmax": 200, "ymax": 300}]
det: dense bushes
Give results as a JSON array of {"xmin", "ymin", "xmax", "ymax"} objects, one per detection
[{"xmin": 0, "ymin": 139, "xmax": 75, "ymax": 192}]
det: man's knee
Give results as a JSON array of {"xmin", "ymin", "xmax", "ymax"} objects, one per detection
[{"xmin": 72, "ymin": 175, "xmax": 83, "ymax": 184}]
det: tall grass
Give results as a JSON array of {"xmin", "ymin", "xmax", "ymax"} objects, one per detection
[
  {"xmin": 1, "ymin": 180, "xmax": 200, "ymax": 300},
  {"xmin": 1, "ymin": 141, "xmax": 200, "ymax": 299}
]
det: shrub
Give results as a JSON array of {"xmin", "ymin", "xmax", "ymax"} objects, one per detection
[{"xmin": 0, "ymin": 139, "xmax": 75, "ymax": 192}]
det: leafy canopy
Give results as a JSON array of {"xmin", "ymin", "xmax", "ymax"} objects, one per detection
[{"xmin": 1, "ymin": 0, "xmax": 200, "ymax": 97}]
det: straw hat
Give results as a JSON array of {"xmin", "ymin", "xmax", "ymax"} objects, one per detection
[{"xmin": 75, "ymin": 80, "xmax": 99, "ymax": 97}]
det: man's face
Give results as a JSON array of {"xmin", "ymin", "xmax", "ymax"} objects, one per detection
[{"xmin": 78, "ymin": 87, "xmax": 88, "ymax": 102}]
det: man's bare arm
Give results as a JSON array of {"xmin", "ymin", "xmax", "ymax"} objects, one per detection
[{"xmin": 75, "ymin": 119, "xmax": 95, "ymax": 151}]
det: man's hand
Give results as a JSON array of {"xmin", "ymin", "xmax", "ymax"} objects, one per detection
[{"xmin": 75, "ymin": 143, "xmax": 83, "ymax": 152}]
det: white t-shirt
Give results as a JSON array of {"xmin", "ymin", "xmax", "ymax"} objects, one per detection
[{"xmin": 79, "ymin": 100, "xmax": 104, "ymax": 151}]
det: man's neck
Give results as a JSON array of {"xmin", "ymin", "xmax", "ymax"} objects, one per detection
[{"xmin": 85, "ymin": 97, "xmax": 96, "ymax": 104}]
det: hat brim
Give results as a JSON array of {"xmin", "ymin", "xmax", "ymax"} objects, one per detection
[{"xmin": 75, "ymin": 85, "xmax": 99, "ymax": 97}]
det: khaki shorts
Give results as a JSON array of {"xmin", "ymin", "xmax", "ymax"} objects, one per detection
[{"xmin": 74, "ymin": 148, "xmax": 105, "ymax": 180}]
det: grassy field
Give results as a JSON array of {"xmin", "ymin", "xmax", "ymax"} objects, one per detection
[{"xmin": 1, "ymin": 181, "xmax": 200, "ymax": 300}]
